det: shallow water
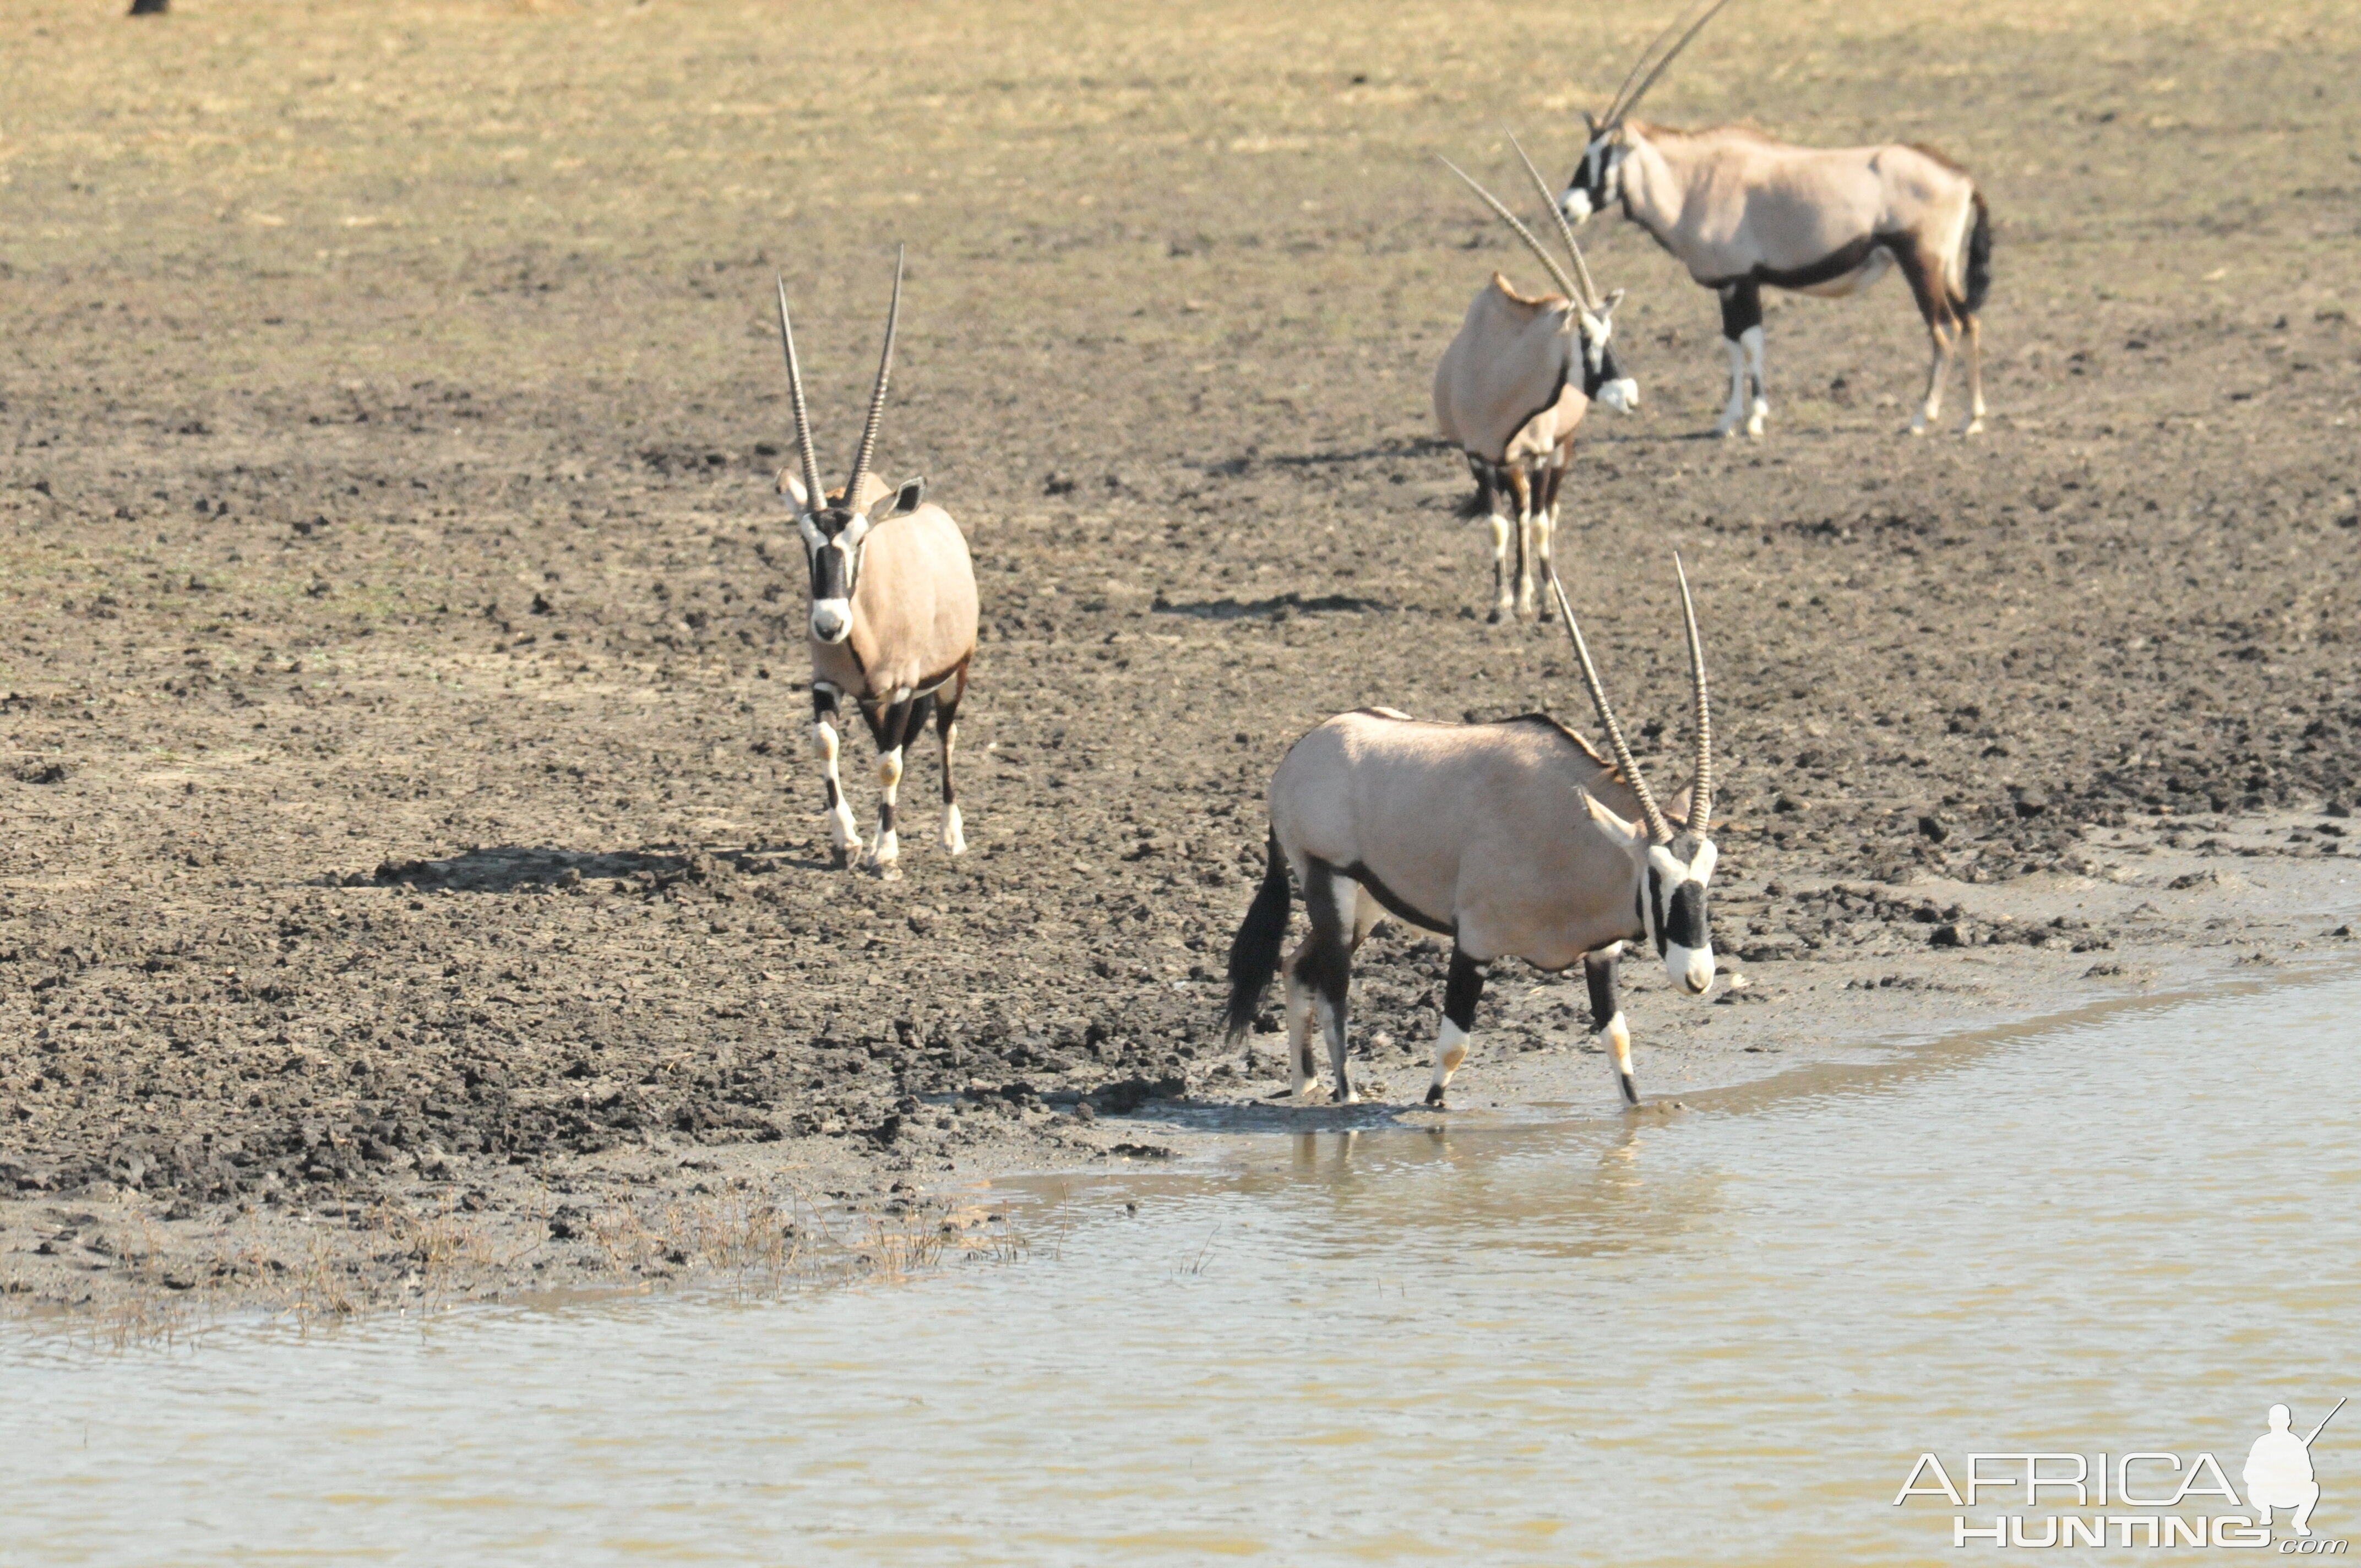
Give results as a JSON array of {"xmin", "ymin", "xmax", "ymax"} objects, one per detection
[{"xmin": 8, "ymin": 970, "xmax": 2360, "ymax": 1565}]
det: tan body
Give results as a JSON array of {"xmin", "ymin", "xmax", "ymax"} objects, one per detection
[
  {"xmin": 1224, "ymin": 569, "xmax": 1721, "ymax": 1112},
  {"xmin": 1573, "ymin": 121, "xmax": 1990, "ymax": 438},
  {"xmin": 1433, "ymin": 276, "xmax": 1597, "ymax": 471},
  {"xmin": 1433, "ymin": 276, "xmax": 1595, "ymax": 623},
  {"xmin": 771, "ymin": 252, "xmax": 978, "ymax": 874},
  {"xmin": 1270, "ymin": 710, "xmax": 1679, "ymax": 969},
  {"xmin": 1621, "ymin": 124, "xmax": 1976, "ymax": 297},
  {"xmin": 805, "ymin": 502, "xmax": 978, "ymax": 703}
]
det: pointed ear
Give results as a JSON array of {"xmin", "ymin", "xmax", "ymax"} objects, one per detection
[
  {"xmin": 893, "ymin": 477, "xmax": 926, "ymax": 516},
  {"xmin": 1583, "ymin": 110, "xmax": 1598, "ymax": 139},
  {"xmin": 1577, "ymin": 786, "xmax": 1644, "ymax": 852},
  {"xmin": 1604, "ymin": 286, "xmax": 1626, "ymax": 314},
  {"xmin": 778, "ymin": 471, "xmax": 810, "ymax": 509}
]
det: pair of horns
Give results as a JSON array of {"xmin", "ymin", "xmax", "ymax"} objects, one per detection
[
  {"xmin": 775, "ymin": 244, "xmax": 905, "ymax": 519},
  {"xmin": 1440, "ymin": 137, "xmax": 1606, "ymax": 317},
  {"xmin": 1550, "ymin": 558, "xmax": 1712, "ymax": 845},
  {"xmin": 1599, "ymin": 0, "xmax": 1736, "ymax": 134}
]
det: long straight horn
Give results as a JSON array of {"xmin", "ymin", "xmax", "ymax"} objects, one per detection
[
  {"xmin": 1609, "ymin": 0, "xmax": 1736, "ymax": 129},
  {"xmin": 1675, "ymin": 553, "xmax": 1711, "ymax": 833},
  {"xmin": 1601, "ymin": 0, "xmax": 1701, "ymax": 128},
  {"xmin": 1438, "ymin": 156, "xmax": 1581, "ymax": 306},
  {"xmin": 1548, "ymin": 571, "xmax": 1673, "ymax": 844},
  {"xmin": 841, "ymin": 243, "xmax": 905, "ymax": 513},
  {"xmin": 775, "ymin": 274, "xmax": 828, "ymax": 517},
  {"xmin": 1510, "ymin": 133, "xmax": 1601, "ymax": 312}
]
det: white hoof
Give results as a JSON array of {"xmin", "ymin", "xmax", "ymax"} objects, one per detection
[
  {"xmin": 1960, "ymin": 415, "xmax": 1985, "ymax": 437},
  {"xmin": 941, "ymin": 805, "xmax": 966, "ymax": 856},
  {"xmin": 871, "ymin": 830, "xmax": 900, "ymax": 867}
]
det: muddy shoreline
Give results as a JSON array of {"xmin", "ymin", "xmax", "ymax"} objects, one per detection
[
  {"xmin": 6, "ymin": 826, "xmax": 2354, "ymax": 1320},
  {"xmin": 4, "ymin": 0, "xmax": 2359, "ymax": 1314}
]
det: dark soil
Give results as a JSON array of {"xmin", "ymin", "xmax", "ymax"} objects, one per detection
[{"xmin": 2, "ymin": 0, "xmax": 2357, "ymax": 1309}]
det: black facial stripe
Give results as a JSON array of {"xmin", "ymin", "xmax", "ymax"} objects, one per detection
[
  {"xmin": 1646, "ymin": 868, "xmax": 1669, "ymax": 957},
  {"xmin": 1665, "ymin": 880, "xmax": 1709, "ymax": 951},
  {"xmin": 1585, "ymin": 336, "xmax": 1626, "ymax": 399},
  {"xmin": 810, "ymin": 540, "xmax": 850, "ymax": 601}
]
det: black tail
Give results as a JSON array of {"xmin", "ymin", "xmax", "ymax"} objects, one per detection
[
  {"xmin": 1961, "ymin": 191, "xmax": 1992, "ymax": 317},
  {"xmin": 1224, "ymin": 831, "xmax": 1291, "ymax": 1044}
]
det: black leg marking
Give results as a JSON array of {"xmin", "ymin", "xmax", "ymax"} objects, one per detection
[
  {"xmin": 1718, "ymin": 279, "xmax": 1763, "ymax": 340},
  {"xmin": 1585, "ymin": 947, "xmax": 1639, "ymax": 1106},
  {"xmin": 1584, "ymin": 947, "xmax": 1622, "ymax": 1031},
  {"xmin": 934, "ymin": 672, "xmax": 965, "ymax": 807},
  {"xmin": 1427, "ymin": 946, "xmax": 1487, "ymax": 1108},
  {"xmin": 813, "ymin": 686, "xmax": 856, "ymax": 867}
]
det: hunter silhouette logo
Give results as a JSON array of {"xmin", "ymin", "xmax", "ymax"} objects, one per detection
[
  {"xmin": 1895, "ymin": 1398, "xmax": 2348, "ymax": 1550},
  {"xmin": 2249, "ymin": 1400, "xmax": 2345, "ymax": 1539}
]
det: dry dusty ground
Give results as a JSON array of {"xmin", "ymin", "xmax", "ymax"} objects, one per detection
[{"xmin": 1, "ymin": 0, "xmax": 2357, "ymax": 1314}]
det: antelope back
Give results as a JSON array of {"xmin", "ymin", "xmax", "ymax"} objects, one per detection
[
  {"xmin": 1268, "ymin": 711, "xmax": 1647, "ymax": 971},
  {"xmin": 1434, "ymin": 276, "xmax": 1590, "ymax": 462}
]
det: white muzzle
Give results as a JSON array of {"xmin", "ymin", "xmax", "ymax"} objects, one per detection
[
  {"xmin": 1667, "ymin": 942, "xmax": 1715, "ymax": 997},
  {"xmin": 1561, "ymin": 189, "xmax": 1594, "ymax": 224},
  {"xmin": 809, "ymin": 598, "xmax": 851, "ymax": 644},
  {"xmin": 1599, "ymin": 378, "xmax": 1639, "ymax": 414}
]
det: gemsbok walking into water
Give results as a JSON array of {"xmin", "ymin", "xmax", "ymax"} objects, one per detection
[
  {"xmin": 773, "ymin": 248, "xmax": 979, "ymax": 872},
  {"xmin": 1434, "ymin": 139, "xmax": 1639, "ymax": 623},
  {"xmin": 1556, "ymin": 0, "xmax": 1992, "ymax": 438},
  {"xmin": 1223, "ymin": 560, "xmax": 1720, "ymax": 1109}
]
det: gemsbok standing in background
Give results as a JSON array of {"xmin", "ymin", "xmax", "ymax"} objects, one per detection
[
  {"xmin": 1557, "ymin": 0, "xmax": 1992, "ymax": 438},
  {"xmin": 774, "ymin": 248, "xmax": 980, "ymax": 873},
  {"xmin": 1434, "ymin": 139, "xmax": 1639, "ymax": 623},
  {"xmin": 1223, "ymin": 560, "xmax": 1721, "ymax": 1109}
]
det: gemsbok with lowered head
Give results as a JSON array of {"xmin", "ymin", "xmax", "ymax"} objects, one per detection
[
  {"xmin": 1223, "ymin": 560, "xmax": 1720, "ymax": 1109},
  {"xmin": 1434, "ymin": 138, "xmax": 1639, "ymax": 623},
  {"xmin": 773, "ymin": 248, "xmax": 980, "ymax": 873},
  {"xmin": 1557, "ymin": 0, "xmax": 1992, "ymax": 438}
]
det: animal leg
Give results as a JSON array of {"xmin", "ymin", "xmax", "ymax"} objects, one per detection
[
  {"xmin": 1959, "ymin": 314, "xmax": 1986, "ymax": 435},
  {"xmin": 1487, "ymin": 511, "xmax": 1514, "ymax": 624},
  {"xmin": 1896, "ymin": 248, "xmax": 1956, "ymax": 436},
  {"xmin": 1586, "ymin": 945, "xmax": 1639, "ymax": 1106},
  {"xmin": 1426, "ymin": 948, "xmax": 1486, "ymax": 1107},
  {"xmin": 1296, "ymin": 859, "xmax": 1359, "ymax": 1104},
  {"xmin": 1508, "ymin": 466, "xmax": 1536, "ymax": 620},
  {"xmin": 1911, "ymin": 318, "xmax": 1957, "ymax": 435},
  {"xmin": 1715, "ymin": 282, "xmax": 1764, "ymax": 438},
  {"xmin": 864, "ymin": 695, "xmax": 921, "ymax": 872},
  {"xmin": 1740, "ymin": 325, "xmax": 1769, "ymax": 438},
  {"xmin": 1279, "ymin": 942, "xmax": 1319, "ymax": 1098},
  {"xmin": 811, "ymin": 685, "xmax": 862, "ymax": 867},
  {"xmin": 1534, "ymin": 458, "xmax": 1566, "ymax": 620},
  {"xmin": 934, "ymin": 668, "xmax": 969, "ymax": 854}
]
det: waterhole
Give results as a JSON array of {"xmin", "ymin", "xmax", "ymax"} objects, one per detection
[{"xmin": 8, "ymin": 970, "xmax": 2358, "ymax": 1564}]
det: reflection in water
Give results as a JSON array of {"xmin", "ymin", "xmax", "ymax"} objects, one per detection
[{"xmin": 6, "ymin": 970, "xmax": 2360, "ymax": 1566}]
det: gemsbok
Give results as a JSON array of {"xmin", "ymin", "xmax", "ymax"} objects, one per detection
[
  {"xmin": 1223, "ymin": 560, "xmax": 1720, "ymax": 1109},
  {"xmin": 1557, "ymin": 0, "xmax": 1992, "ymax": 438},
  {"xmin": 1434, "ymin": 139, "xmax": 1639, "ymax": 623},
  {"xmin": 773, "ymin": 249, "xmax": 979, "ymax": 873}
]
